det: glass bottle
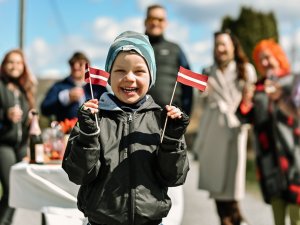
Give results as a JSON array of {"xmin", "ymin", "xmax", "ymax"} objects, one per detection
[
  {"xmin": 29, "ymin": 111, "xmax": 44, "ymax": 164},
  {"xmin": 13, "ymin": 90, "xmax": 22, "ymax": 144}
]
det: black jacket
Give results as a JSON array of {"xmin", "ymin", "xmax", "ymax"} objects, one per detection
[
  {"xmin": 62, "ymin": 93, "xmax": 189, "ymax": 225},
  {"xmin": 238, "ymin": 75, "xmax": 300, "ymax": 204},
  {"xmin": 147, "ymin": 35, "xmax": 193, "ymax": 116},
  {"xmin": 0, "ymin": 79, "xmax": 30, "ymax": 158}
]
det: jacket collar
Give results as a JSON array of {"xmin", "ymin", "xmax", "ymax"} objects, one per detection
[{"xmin": 146, "ymin": 33, "xmax": 164, "ymax": 44}]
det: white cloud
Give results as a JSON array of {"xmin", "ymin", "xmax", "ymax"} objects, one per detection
[
  {"xmin": 25, "ymin": 0, "xmax": 300, "ymax": 79},
  {"xmin": 24, "ymin": 7, "xmax": 220, "ymax": 78},
  {"xmin": 91, "ymin": 16, "xmax": 144, "ymax": 42},
  {"xmin": 186, "ymin": 40, "xmax": 213, "ymax": 71},
  {"xmin": 89, "ymin": 16, "xmax": 145, "ymax": 66},
  {"xmin": 136, "ymin": 0, "xmax": 161, "ymax": 11},
  {"xmin": 280, "ymin": 27, "xmax": 300, "ymax": 73},
  {"xmin": 292, "ymin": 29, "xmax": 300, "ymax": 72},
  {"xmin": 92, "ymin": 18, "xmax": 120, "ymax": 43},
  {"xmin": 165, "ymin": 21, "xmax": 189, "ymax": 43},
  {"xmin": 26, "ymin": 16, "xmax": 146, "ymax": 78},
  {"xmin": 26, "ymin": 38, "xmax": 52, "ymax": 74}
]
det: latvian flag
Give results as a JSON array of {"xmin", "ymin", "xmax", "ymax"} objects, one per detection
[
  {"xmin": 85, "ymin": 63, "xmax": 110, "ymax": 87},
  {"xmin": 177, "ymin": 66, "xmax": 208, "ymax": 91}
]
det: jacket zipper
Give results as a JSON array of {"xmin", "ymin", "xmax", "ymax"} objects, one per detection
[{"xmin": 127, "ymin": 113, "xmax": 135, "ymax": 225}]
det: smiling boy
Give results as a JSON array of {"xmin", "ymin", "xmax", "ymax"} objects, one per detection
[{"xmin": 62, "ymin": 31, "xmax": 190, "ymax": 225}]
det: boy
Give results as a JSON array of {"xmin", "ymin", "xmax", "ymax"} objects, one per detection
[{"xmin": 62, "ymin": 31, "xmax": 190, "ymax": 225}]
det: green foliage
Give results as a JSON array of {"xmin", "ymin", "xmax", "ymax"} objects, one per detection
[{"xmin": 220, "ymin": 6, "xmax": 279, "ymax": 66}]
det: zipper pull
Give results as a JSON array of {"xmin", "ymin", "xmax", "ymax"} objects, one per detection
[{"xmin": 128, "ymin": 114, "xmax": 133, "ymax": 123}]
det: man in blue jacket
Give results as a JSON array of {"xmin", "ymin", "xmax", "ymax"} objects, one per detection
[{"xmin": 41, "ymin": 52, "xmax": 106, "ymax": 122}]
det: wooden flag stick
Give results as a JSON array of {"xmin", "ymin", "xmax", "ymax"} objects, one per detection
[
  {"xmin": 87, "ymin": 66, "xmax": 99, "ymax": 130},
  {"xmin": 160, "ymin": 81, "xmax": 178, "ymax": 143}
]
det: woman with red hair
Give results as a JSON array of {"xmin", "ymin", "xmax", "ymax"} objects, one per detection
[
  {"xmin": 253, "ymin": 39, "xmax": 291, "ymax": 77},
  {"xmin": 240, "ymin": 39, "xmax": 300, "ymax": 225},
  {"xmin": 0, "ymin": 49, "xmax": 37, "ymax": 225}
]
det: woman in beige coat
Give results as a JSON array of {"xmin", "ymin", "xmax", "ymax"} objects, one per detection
[{"xmin": 193, "ymin": 30, "xmax": 257, "ymax": 225}]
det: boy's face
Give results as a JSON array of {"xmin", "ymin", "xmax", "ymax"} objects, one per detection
[{"xmin": 110, "ymin": 51, "xmax": 150, "ymax": 104}]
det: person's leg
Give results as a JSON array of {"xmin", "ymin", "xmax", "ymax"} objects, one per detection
[
  {"xmin": 215, "ymin": 200, "xmax": 233, "ymax": 225},
  {"xmin": 288, "ymin": 203, "xmax": 300, "ymax": 225},
  {"xmin": 230, "ymin": 201, "xmax": 244, "ymax": 225},
  {"xmin": 216, "ymin": 200, "xmax": 229, "ymax": 225},
  {"xmin": 215, "ymin": 200, "xmax": 244, "ymax": 225},
  {"xmin": 270, "ymin": 196, "xmax": 287, "ymax": 225},
  {"xmin": 0, "ymin": 145, "xmax": 17, "ymax": 225}
]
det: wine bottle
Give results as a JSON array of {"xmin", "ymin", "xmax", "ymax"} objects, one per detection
[{"xmin": 29, "ymin": 111, "xmax": 44, "ymax": 164}]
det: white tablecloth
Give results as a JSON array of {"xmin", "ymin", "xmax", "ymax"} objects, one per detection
[
  {"xmin": 9, "ymin": 162, "xmax": 182, "ymax": 225},
  {"xmin": 9, "ymin": 161, "xmax": 85, "ymax": 225}
]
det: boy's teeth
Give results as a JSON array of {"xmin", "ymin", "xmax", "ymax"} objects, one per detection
[{"xmin": 124, "ymin": 88, "xmax": 135, "ymax": 90}]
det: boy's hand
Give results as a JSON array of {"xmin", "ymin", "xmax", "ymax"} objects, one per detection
[
  {"xmin": 77, "ymin": 99, "xmax": 99, "ymax": 134},
  {"xmin": 81, "ymin": 99, "xmax": 99, "ymax": 114},
  {"xmin": 163, "ymin": 105, "xmax": 190, "ymax": 139}
]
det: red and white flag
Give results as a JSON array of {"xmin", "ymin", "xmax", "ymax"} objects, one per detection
[
  {"xmin": 177, "ymin": 66, "xmax": 208, "ymax": 91},
  {"xmin": 85, "ymin": 64, "xmax": 110, "ymax": 87}
]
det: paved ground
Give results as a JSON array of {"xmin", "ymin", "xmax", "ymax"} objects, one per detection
[
  {"xmin": 12, "ymin": 153, "xmax": 289, "ymax": 225},
  {"xmin": 181, "ymin": 155, "xmax": 279, "ymax": 225}
]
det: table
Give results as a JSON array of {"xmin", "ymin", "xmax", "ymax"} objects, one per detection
[
  {"xmin": 9, "ymin": 161, "xmax": 86, "ymax": 225},
  {"xmin": 9, "ymin": 162, "xmax": 181, "ymax": 225}
]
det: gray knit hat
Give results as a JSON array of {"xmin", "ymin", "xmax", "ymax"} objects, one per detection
[{"xmin": 105, "ymin": 31, "xmax": 156, "ymax": 88}]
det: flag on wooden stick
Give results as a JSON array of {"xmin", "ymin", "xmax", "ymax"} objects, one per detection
[
  {"xmin": 84, "ymin": 63, "xmax": 109, "ymax": 131},
  {"xmin": 85, "ymin": 63, "xmax": 110, "ymax": 87},
  {"xmin": 160, "ymin": 67, "xmax": 208, "ymax": 143},
  {"xmin": 177, "ymin": 66, "xmax": 208, "ymax": 91}
]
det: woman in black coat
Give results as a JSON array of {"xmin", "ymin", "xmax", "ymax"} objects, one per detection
[
  {"xmin": 240, "ymin": 39, "xmax": 300, "ymax": 225},
  {"xmin": 0, "ymin": 49, "xmax": 37, "ymax": 225}
]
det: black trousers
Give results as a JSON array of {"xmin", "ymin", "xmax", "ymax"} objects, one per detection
[
  {"xmin": 0, "ymin": 145, "xmax": 18, "ymax": 225},
  {"xmin": 215, "ymin": 200, "xmax": 244, "ymax": 225}
]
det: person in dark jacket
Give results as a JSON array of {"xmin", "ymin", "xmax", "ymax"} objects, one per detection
[
  {"xmin": 144, "ymin": 5, "xmax": 193, "ymax": 224},
  {"xmin": 62, "ymin": 31, "xmax": 190, "ymax": 225},
  {"xmin": 239, "ymin": 39, "xmax": 300, "ymax": 225},
  {"xmin": 144, "ymin": 4, "xmax": 193, "ymax": 116},
  {"xmin": 273, "ymin": 74, "xmax": 300, "ymax": 119},
  {"xmin": 41, "ymin": 52, "xmax": 106, "ymax": 122},
  {"xmin": 0, "ymin": 49, "xmax": 37, "ymax": 225}
]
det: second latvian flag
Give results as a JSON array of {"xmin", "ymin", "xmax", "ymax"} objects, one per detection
[
  {"xmin": 85, "ymin": 63, "xmax": 110, "ymax": 87},
  {"xmin": 177, "ymin": 66, "xmax": 208, "ymax": 91}
]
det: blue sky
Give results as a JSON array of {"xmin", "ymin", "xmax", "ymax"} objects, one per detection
[{"xmin": 1, "ymin": 0, "xmax": 300, "ymax": 79}]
